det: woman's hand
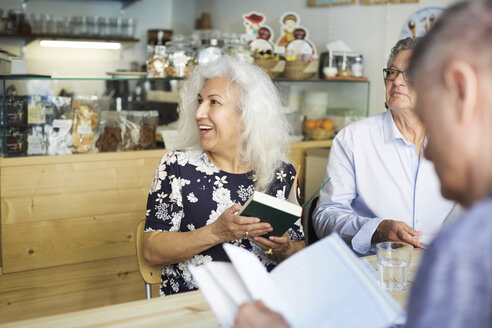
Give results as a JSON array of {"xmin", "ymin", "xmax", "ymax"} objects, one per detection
[
  {"xmin": 211, "ymin": 204, "xmax": 273, "ymax": 243},
  {"xmin": 250, "ymin": 232, "xmax": 304, "ymax": 261}
]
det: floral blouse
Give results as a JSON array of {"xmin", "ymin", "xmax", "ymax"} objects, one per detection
[{"xmin": 145, "ymin": 149, "xmax": 304, "ymax": 296}]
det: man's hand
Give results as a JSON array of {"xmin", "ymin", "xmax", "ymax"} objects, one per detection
[
  {"xmin": 234, "ymin": 300, "xmax": 289, "ymax": 328},
  {"xmin": 372, "ymin": 220, "xmax": 422, "ymax": 247}
]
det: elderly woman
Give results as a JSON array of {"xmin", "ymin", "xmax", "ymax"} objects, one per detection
[
  {"xmin": 143, "ymin": 56, "xmax": 305, "ymax": 296},
  {"xmin": 313, "ymin": 37, "xmax": 455, "ymax": 255}
]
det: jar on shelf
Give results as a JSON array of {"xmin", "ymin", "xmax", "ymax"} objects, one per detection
[
  {"xmin": 147, "ymin": 29, "xmax": 173, "ymax": 46},
  {"xmin": 165, "ymin": 39, "xmax": 196, "ymax": 77},
  {"xmin": 121, "ymin": 17, "xmax": 136, "ymax": 38},
  {"xmin": 197, "ymin": 38, "xmax": 224, "ymax": 66},
  {"xmin": 108, "ymin": 17, "xmax": 118, "ymax": 37},
  {"xmin": 146, "ymin": 45, "xmax": 167, "ymax": 78},
  {"xmin": 351, "ymin": 55, "xmax": 364, "ymax": 78},
  {"xmin": 30, "ymin": 13, "xmax": 42, "ymax": 35},
  {"xmin": 337, "ymin": 53, "xmax": 351, "ymax": 77},
  {"xmin": 97, "ymin": 16, "xmax": 109, "ymax": 37},
  {"xmin": 86, "ymin": 16, "xmax": 96, "ymax": 36},
  {"xmin": 222, "ymin": 35, "xmax": 253, "ymax": 63},
  {"xmin": 78, "ymin": 15, "xmax": 87, "ymax": 35},
  {"xmin": 70, "ymin": 16, "xmax": 82, "ymax": 35},
  {"xmin": 115, "ymin": 17, "xmax": 123, "ymax": 37},
  {"xmin": 8, "ymin": 9, "xmax": 30, "ymax": 34},
  {"xmin": 56, "ymin": 16, "xmax": 70, "ymax": 35}
]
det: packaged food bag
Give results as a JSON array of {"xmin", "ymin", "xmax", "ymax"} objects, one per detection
[
  {"xmin": 71, "ymin": 96, "xmax": 99, "ymax": 153},
  {"xmin": 96, "ymin": 111, "xmax": 125, "ymax": 152},
  {"xmin": 123, "ymin": 110, "xmax": 158, "ymax": 150}
]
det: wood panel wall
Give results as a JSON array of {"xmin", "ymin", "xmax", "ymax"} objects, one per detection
[
  {"xmin": 0, "ymin": 141, "xmax": 331, "ymax": 324},
  {"xmin": 0, "ymin": 150, "xmax": 165, "ymax": 323}
]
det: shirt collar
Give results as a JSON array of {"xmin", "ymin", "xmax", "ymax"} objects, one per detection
[
  {"xmin": 383, "ymin": 109, "xmax": 429, "ymax": 150},
  {"xmin": 383, "ymin": 109, "xmax": 405, "ymax": 143}
]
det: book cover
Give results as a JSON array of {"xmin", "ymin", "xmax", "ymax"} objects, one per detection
[
  {"xmin": 238, "ymin": 168, "xmax": 330, "ymax": 238},
  {"xmin": 239, "ymin": 191, "xmax": 301, "ymax": 237}
]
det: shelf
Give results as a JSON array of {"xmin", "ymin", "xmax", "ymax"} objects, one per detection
[
  {"xmin": 323, "ymin": 76, "xmax": 368, "ymax": 82},
  {"xmin": 0, "ymin": 33, "xmax": 139, "ymax": 46},
  {"xmin": 0, "ymin": 76, "xmax": 371, "ymax": 85},
  {"xmin": 23, "ymin": 0, "xmax": 141, "ymax": 9},
  {"xmin": 274, "ymin": 77, "xmax": 369, "ymax": 83}
]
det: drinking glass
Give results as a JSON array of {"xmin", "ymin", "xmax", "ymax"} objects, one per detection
[{"xmin": 376, "ymin": 242, "xmax": 413, "ymax": 291}]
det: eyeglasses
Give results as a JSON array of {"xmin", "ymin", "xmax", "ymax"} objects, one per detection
[{"xmin": 383, "ymin": 68, "xmax": 409, "ymax": 82}]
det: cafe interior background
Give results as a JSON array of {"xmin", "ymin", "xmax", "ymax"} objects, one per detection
[{"xmin": 0, "ymin": 0, "xmax": 458, "ymax": 324}]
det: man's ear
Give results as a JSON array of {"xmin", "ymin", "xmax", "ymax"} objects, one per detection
[{"xmin": 443, "ymin": 60, "xmax": 478, "ymax": 123}]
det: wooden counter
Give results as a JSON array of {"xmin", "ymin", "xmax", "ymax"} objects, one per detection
[{"xmin": 0, "ymin": 140, "xmax": 332, "ymax": 324}]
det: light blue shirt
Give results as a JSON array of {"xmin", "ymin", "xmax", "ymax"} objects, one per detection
[{"xmin": 313, "ymin": 110, "xmax": 455, "ymax": 255}]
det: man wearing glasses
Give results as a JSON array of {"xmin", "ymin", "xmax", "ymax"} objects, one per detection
[{"xmin": 313, "ymin": 37, "xmax": 455, "ymax": 255}]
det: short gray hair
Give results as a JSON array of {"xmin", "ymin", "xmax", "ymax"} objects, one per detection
[
  {"xmin": 409, "ymin": 1, "xmax": 492, "ymax": 83},
  {"xmin": 175, "ymin": 56, "xmax": 291, "ymax": 191},
  {"xmin": 387, "ymin": 37, "xmax": 420, "ymax": 67}
]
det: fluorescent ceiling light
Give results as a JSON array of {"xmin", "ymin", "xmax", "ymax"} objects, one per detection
[{"xmin": 40, "ymin": 40, "xmax": 121, "ymax": 50}]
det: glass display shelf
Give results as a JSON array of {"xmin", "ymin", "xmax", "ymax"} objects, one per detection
[
  {"xmin": 0, "ymin": 33, "xmax": 140, "ymax": 47},
  {"xmin": 0, "ymin": 75, "xmax": 370, "ymax": 157}
]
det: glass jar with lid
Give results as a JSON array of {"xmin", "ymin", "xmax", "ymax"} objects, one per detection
[
  {"xmin": 337, "ymin": 52, "xmax": 351, "ymax": 77},
  {"xmin": 197, "ymin": 38, "xmax": 224, "ymax": 66},
  {"xmin": 97, "ymin": 17, "xmax": 108, "ymax": 37},
  {"xmin": 121, "ymin": 17, "xmax": 136, "ymax": 38},
  {"xmin": 146, "ymin": 45, "xmax": 167, "ymax": 78},
  {"xmin": 222, "ymin": 34, "xmax": 253, "ymax": 63},
  {"xmin": 108, "ymin": 17, "xmax": 118, "ymax": 37},
  {"xmin": 350, "ymin": 55, "xmax": 364, "ymax": 78},
  {"xmin": 164, "ymin": 39, "xmax": 195, "ymax": 78}
]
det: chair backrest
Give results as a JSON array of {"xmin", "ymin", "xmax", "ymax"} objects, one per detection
[
  {"xmin": 135, "ymin": 219, "xmax": 162, "ymax": 286},
  {"xmin": 307, "ymin": 196, "xmax": 320, "ymax": 245}
]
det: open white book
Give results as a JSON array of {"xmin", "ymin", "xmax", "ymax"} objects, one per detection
[{"xmin": 188, "ymin": 233, "xmax": 405, "ymax": 328}]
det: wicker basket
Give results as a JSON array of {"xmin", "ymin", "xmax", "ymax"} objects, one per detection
[
  {"xmin": 282, "ymin": 60, "xmax": 319, "ymax": 80},
  {"xmin": 304, "ymin": 128, "xmax": 335, "ymax": 140},
  {"xmin": 254, "ymin": 59, "xmax": 286, "ymax": 78}
]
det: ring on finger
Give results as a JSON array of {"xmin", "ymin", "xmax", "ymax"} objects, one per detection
[
  {"xmin": 264, "ymin": 248, "xmax": 273, "ymax": 255},
  {"xmin": 245, "ymin": 231, "xmax": 249, "ymax": 238}
]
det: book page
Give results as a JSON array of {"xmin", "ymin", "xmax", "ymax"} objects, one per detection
[
  {"xmin": 270, "ymin": 234, "xmax": 405, "ymax": 327},
  {"xmin": 206, "ymin": 261, "xmax": 253, "ymax": 306},
  {"xmin": 223, "ymin": 243, "xmax": 296, "ymax": 322},
  {"xmin": 188, "ymin": 263, "xmax": 243, "ymax": 328}
]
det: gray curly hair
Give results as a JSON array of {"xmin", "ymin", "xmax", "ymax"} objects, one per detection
[
  {"xmin": 387, "ymin": 37, "xmax": 420, "ymax": 68},
  {"xmin": 174, "ymin": 56, "xmax": 291, "ymax": 191}
]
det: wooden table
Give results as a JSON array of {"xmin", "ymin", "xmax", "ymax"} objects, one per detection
[
  {"xmin": 0, "ymin": 249, "xmax": 423, "ymax": 328},
  {"xmin": 0, "ymin": 291, "xmax": 219, "ymax": 328}
]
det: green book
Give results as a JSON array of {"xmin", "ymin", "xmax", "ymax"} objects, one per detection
[
  {"xmin": 239, "ymin": 174, "xmax": 331, "ymax": 237},
  {"xmin": 239, "ymin": 188, "xmax": 301, "ymax": 238}
]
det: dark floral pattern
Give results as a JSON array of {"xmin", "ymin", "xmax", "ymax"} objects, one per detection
[{"xmin": 145, "ymin": 149, "xmax": 304, "ymax": 296}]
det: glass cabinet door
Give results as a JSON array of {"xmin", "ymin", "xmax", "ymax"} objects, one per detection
[{"xmin": 274, "ymin": 78, "xmax": 370, "ymax": 140}]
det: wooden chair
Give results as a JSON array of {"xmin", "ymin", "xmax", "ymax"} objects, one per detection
[{"xmin": 135, "ymin": 219, "xmax": 162, "ymax": 299}]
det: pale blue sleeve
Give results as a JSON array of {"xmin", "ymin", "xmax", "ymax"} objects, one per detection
[{"xmin": 312, "ymin": 133, "xmax": 383, "ymax": 255}]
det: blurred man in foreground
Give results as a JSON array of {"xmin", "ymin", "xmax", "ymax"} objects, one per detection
[
  {"xmin": 405, "ymin": 1, "xmax": 492, "ymax": 326},
  {"xmin": 234, "ymin": 1, "xmax": 492, "ymax": 327}
]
